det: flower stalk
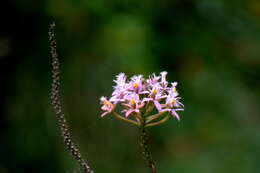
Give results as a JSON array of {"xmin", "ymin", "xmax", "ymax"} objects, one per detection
[
  {"xmin": 100, "ymin": 71, "xmax": 184, "ymax": 172},
  {"xmin": 112, "ymin": 111, "xmax": 139, "ymax": 126},
  {"xmin": 139, "ymin": 127, "xmax": 157, "ymax": 173},
  {"xmin": 145, "ymin": 112, "xmax": 166, "ymax": 123},
  {"xmin": 145, "ymin": 114, "xmax": 170, "ymax": 128}
]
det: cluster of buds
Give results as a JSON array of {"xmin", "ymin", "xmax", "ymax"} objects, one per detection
[{"xmin": 100, "ymin": 72, "xmax": 184, "ymax": 128}]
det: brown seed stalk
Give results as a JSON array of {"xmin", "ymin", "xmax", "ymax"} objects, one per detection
[
  {"xmin": 49, "ymin": 22, "xmax": 94, "ymax": 173},
  {"xmin": 139, "ymin": 127, "xmax": 157, "ymax": 173}
]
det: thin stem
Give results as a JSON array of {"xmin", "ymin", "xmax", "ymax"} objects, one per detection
[
  {"xmin": 139, "ymin": 127, "xmax": 157, "ymax": 173},
  {"xmin": 49, "ymin": 22, "xmax": 94, "ymax": 173},
  {"xmin": 134, "ymin": 112, "xmax": 144, "ymax": 125},
  {"xmin": 145, "ymin": 111, "xmax": 166, "ymax": 123},
  {"xmin": 144, "ymin": 103, "xmax": 154, "ymax": 117},
  {"xmin": 145, "ymin": 114, "xmax": 170, "ymax": 128},
  {"xmin": 112, "ymin": 111, "xmax": 139, "ymax": 126}
]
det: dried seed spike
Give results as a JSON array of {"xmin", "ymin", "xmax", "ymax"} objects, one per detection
[{"xmin": 49, "ymin": 22, "xmax": 94, "ymax": 173}]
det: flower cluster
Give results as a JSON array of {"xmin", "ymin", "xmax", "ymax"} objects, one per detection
[{"xmin": 100, "ymin": 72, "xmax": 184, "ymax": 127}]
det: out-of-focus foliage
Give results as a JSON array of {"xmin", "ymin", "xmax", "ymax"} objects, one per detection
[{"xmin": 1, "ymin": 0, "xmax": 260, "ymax": 172}]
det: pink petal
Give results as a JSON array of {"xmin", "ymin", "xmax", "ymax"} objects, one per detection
[
  {"xmin": 138, "ymin": 102, "xmax": 145, "ymax": 108},
  {"xmin": 101, "ymin": 112, "xmax": 109, "ymax": 117},
  {"xmin": 154, "ymin": 100, "xmax": 162, "ymax": 112},
  {"xmin": 125, "ymin": 110, "xmax": 134, "ymax": 117},
  {"xmin": 140, "ymin": 91, "xmax": 150, "ymax": 94},
  {"xmin": 142, "ymin": 98, "xmax": 152, "ymax": 104},
  {"xmin": 171, "ymin": 110, "xmax": 180, "ymax": 121},
  {"xmin": 175, "ymin": 108, "xmax": 184, "ymax": 111},
  {"xmin": 122, "ymin": 103, "xmax": 131, "ymax": 108}
]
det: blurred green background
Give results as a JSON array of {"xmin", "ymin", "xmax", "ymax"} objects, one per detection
[{"xmin": 1, "ymin": 0, "xmax": 260, "ymax": 172}]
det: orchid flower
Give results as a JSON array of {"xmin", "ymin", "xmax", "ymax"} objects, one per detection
[
  {"xmin": 110, "ymin": 73, "xmax": 128, "ymax": 103},
  {"xmin": 122, "ymin": 93, "xmax": 145, "ymax": 117},
  {"xmin": 163, "ymin": 82, "xmax": 184, "ymax": 120},
  {"xmin": 100, "ymin": 96, "xmax": 115, "ymax": 117},
  {"xmin": 160, "ymin": 71, "xmax": 168, "ymax": 88},
  {"xmin": 129, "ymin": 75, "xmax": 143, "ymax": 94},
  {"xmin": 143, "ymin": 83, "xmax": 166, "ymax": 112},
  {"xmin": 100, "ymin": 72, "xmax": 184, "ymax": 127},
  {"xmin": 100, "ymin": 71, "xmax": 184, "ymax": 173}
]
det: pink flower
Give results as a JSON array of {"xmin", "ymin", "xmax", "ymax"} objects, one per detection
[
  {"xmin": 160, "ymin": 71, "xmax": 168, "ymax": 88},
  {"xmin": 147, "ymin": 73, "xmax": 160, "ymax": 86},
  {"xmin": 143, "ymin": 83, "xmax": 166, "ymax": 112},
  {"xmin": 167, "ymin": 82, "xmax": 178, "ymax": 97},
  {"xmin": 163, "ymin": 84, "xmax": 184, "ymax": 120},
  {"xmin": 129, "ymin": 75, "xmax": 143, "ymax": 94},
  {"xmin": 110, "ymin": 73, "xmax": 128, "ymax": 103},
  {"xmin": 113, "ymin": 73, "xmax": 127, "ymax": 89},
  {"xmin": 100, "ymin": 71, "xmax": 184, "ymax": 127},
  {"xmin": 122, "ymin": 94, "xmax": 144, "ymax": 117},
  {"xmin": 100, "ymin": 96, "xmax": 115, "ymax": 117}
]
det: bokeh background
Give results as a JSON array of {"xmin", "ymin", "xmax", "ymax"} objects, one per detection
[{"xmin": 1, "ymin": 0, "xmax": 260, "ymax": 172}]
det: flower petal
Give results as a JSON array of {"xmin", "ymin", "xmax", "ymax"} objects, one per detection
[
  {"xmin": 154, "ymin": 100, "xmax": 162, "ymax": 112},
  {"xmin": 171, "ymin": 109, "xmax": 180, "ymax": 121},
  {"xmin": 125, "ymin": 110, "xmax": 134, "ymax": 117}
]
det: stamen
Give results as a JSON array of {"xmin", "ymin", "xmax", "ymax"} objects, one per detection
[
  {"xmin": 104, "ymin": 100, "xmax": 110, "ymax": 105},
  {"xmin": 152, "ymin": 88, "xmax": 157, "ymax": 95}
]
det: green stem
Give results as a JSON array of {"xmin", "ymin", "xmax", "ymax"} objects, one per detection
[
  {"xmin": 144, "ymin": 103, "xmax": 154, "ymax": 117},
  {"xmin": 112, "ymin": 111, "xmax": 139, "ymax": 126},
  {"xmin": 145, "ymin": 114, "xmax": 170, "ymax": 128},
  {"xmin": 134, "ymin": 112, "xmax": 144, "ymax": 125},
  {"xmin": 145, "ymin": 111, "xmax": 166, "ymax": 123}
]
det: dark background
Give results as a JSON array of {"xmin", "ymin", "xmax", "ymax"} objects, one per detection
[{"xmin": 1, "ymin": 0, "xmax": 260, "ymax": 172}]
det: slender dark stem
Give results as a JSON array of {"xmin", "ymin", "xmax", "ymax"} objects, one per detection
[
  {"xmin": 49, "ymin": 22, "xmax": 94, "ymax": 173},
  {"xmin": 139, "ymin": 127, "xmax": 157, "ymax": 173}
]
